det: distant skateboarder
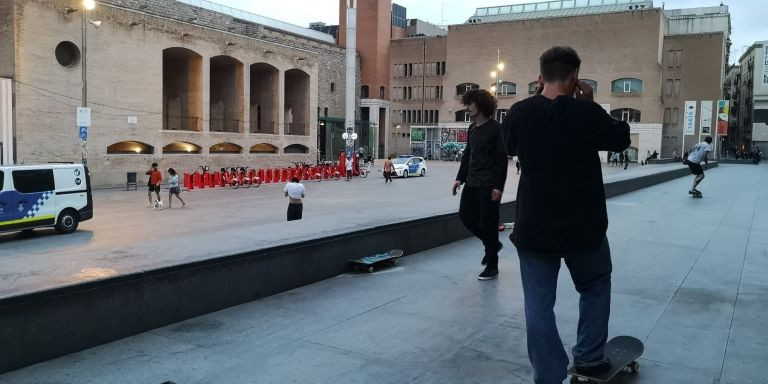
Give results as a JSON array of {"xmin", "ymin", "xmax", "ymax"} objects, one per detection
[
  {"xmin": 284, "ymin": 177, "xmax": 305, "ymax": 221},
  {"xmin": 684, "ymin": 136, "xmax": 712, "ymax": 197}
]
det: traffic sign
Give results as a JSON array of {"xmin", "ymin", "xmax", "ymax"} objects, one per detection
[
  {"xmin": 77, "ymin": 107, "xmax": 92, "ymax": 127},
  {"xmin": 79, "ymin": 126, "xmax": 88, "ymax": 140}
]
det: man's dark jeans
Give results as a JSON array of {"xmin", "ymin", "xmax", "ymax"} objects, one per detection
[
  {"xmin": 459, "ymin": 186, "xmax": 501, "ymax": 267},
  {"xmin": 516, "ymin": 237, "xmax": 612, "ymax": 384},
  {"xmin": 287, "ymin": 203, "xmax": 303, "ymax": 221}
]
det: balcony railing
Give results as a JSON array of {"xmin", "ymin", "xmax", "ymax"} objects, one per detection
[
  {"xmin": 249, "ymin": 121, "xmax": 278, "ymax": 134},
  {"xmin": 286, "ymin": 123, "xmax": 308, "ymax": 135},
  {"xmin": 164, "ymin": 115, "xmax": 200, "ymax": 131},
  {"xmin": 210, "ymin": 118, "xmax": 243, "ymax": 133}
]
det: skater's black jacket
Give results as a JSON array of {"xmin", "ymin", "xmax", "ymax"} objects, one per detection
[
  {"xmin": 456, "ymin": 119, "xmax": 509, "ymax": 192},
  {"xmin": 502, "ymin": 95, "xmax": 630, "ymax": 254}
]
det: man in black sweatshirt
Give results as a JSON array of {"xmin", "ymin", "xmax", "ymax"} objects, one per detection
[
  {"xmin": 501, "ymin": 47, "xmax": 630, "ymax": 384},
  {"xmin": 452, "ymin": 89, "xmax": 508, "ymax": 281}
]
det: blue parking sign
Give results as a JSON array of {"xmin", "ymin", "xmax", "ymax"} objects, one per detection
[{"xmin": 79, "ymin": 126, "xmax": 88, "ymax": 140}]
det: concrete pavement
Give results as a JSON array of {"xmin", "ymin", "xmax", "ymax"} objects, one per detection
[
  {"xmin": 1, "ymin": 164, "xmax": 765, "ymax": 383},
  {"xmin": 1, "ymin": 161, "xmax": 655, "ymax": 299}
]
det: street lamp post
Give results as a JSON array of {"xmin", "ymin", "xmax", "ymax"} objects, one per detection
[
  {"xmin": 489, "ymin": 48, "xmax": 504, "ymax": 99},
  {"xmin": 80, "ymin": 0, "xmax": 96, "ymax": 166}
]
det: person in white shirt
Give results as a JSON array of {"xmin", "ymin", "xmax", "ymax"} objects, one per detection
[
  {"xmin": 345, "ymin": 155, "xmax": 353, "ymax": 181},
  {"xmin": 284, "ymin": 177, "xmax": 306, "ymax": 221},
  {"xmin": 684, "ymin": 136, "xmax": 713, "ymax": 195}
]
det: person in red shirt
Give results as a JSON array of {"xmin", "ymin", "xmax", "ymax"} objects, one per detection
[{"xmin": 146, "ymin": 162, "xmax": 163, "ymax": 207}]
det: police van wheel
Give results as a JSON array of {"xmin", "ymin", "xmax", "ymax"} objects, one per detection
[{"xmin": 55, "ymin": 209, "xmax": 80, "ymax": 234}]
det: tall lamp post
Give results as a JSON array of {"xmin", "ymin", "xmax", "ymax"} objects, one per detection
[
  {"xmin": 489, "ymin": 48, "xmax": 504, "ymax": 99},
  {"xmin": 72, "ymin": 0, "xmax": 98, "ymax": 166}
]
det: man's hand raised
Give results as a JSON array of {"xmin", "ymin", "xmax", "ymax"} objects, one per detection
[{"xmin": 575, "ymin": 80, "xmax": 594, "ymax": 102}]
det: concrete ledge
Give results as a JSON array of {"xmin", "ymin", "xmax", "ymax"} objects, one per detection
[
  {"xmin": 0, "ymin": 163, "xmax": 717, "ymax": 374},
  {"xmin": 716, "ymin": 159, "xmax": 757, "ymax": 164}
]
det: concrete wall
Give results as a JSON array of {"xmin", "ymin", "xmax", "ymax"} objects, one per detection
[
  {"xmin": 9, "ymin": 0, "xmax": 352, "ymax": 187},
  {"xmin": 661, "ymin": 33, "xmax": 726, "ymax": 157},
  {"xmin": 0, "ymin": 1, "xmax": 14, "ymax": 79}
]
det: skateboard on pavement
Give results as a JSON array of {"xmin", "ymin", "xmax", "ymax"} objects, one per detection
[
  {"xmin": 689, "ymin": 190, "xmax": 703, "ymax": 198},
  {"xmin": 349, "ymin": 249, "xmax": 403, "ymax": 273},
  {"xmin": 568, "ymin": 336, "xmax": 644, "ymax": 383}
]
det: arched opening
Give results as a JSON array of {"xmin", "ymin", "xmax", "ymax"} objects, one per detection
[
  {"xmin": 250, "ymin": 63, "xmax": 279, "ymax": 134},
  {"xmin": 163, "ymin": 141, "xmax": 202, "ymax": 154},
  {"xmin": 456, "ymin": 83, "xmax": 479, "ymax": 96},
  {"xmin": 284, "ymin": 144, "xmax": 309, "ymax": 154},
  {"xmin": 611, "ymin": 108, "xmax": 642, "ymax": 123},
  {"xmin": 210, "ymin": 55, "xmax": 244, "ymax": 133},
  {"xmin": 361, "ymin": 85, "xmax": 370, "ymax": 98},
  {"xmin": 379, "ymin": 86, "xmax": 386, "ymax": 99},
  {"xmin": 163, "ymin": 48, "xmax": 203, "ymax": 131},
  {"xmin": 209, "ymin": 142, "xmax": 243, "ymax": 154},
  {"xmin": 285, "ymin": 69, "xmax": 310, "ymax": 136},
  {"xmin": 107, "ymin": 141, "xmax": 154, "ymax": 154},
  {"xmin": 250, "ymin": 143, "xmax": 278, "ymax": 154},
  {"xmin": 612, "ymin": 78, "xmax": 643, "ymax": 95}
]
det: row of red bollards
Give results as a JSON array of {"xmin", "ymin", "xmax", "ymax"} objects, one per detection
[{"xmin": 182, "ymin": 165, "xmax": 350, "ymax": 190}]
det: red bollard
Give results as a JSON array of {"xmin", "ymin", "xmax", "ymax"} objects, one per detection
[
  {"xmin": 259, "ymin": 169, "xmax": 266, "ymax": 183},
  {"xmin": 184, "ymin": 173, "xmax": 191, "ymax": 190},
  {"xmin": 202, "ymin": 172, "xmax": 209, "ymax": 189},
  {"xmin": 265, "ymin": 169, "xmax": 272, "ymax": 184}
]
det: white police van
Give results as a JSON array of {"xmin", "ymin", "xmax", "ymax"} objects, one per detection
[{"xmin": 0, "ymin": 164, "xmax": 93, "ymax": 234}]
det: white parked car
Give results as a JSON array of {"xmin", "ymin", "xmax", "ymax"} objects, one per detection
[{"xmin": 391, "ymin": 155, "xmax": 427, "ymax": 178}]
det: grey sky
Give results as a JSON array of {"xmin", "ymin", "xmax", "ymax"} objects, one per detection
[{"xmin": 218, "ymin": 0, "xmax": 763, "ymax": 63}]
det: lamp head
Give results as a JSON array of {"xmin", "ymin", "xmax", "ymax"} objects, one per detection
[{"xmin": 83, "ymin": 0, "xmax": 96, "ymax": 10}]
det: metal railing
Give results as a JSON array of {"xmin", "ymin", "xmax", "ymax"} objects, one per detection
[
  {"xmin": 164, "ymin": 115, "xmax": 199, "ymax": 131},
  {"xmin": 249, "ymin": 121, "xmax": 278, "ymax": 134},
  {"xmin": 209, "ymin": 118, "xmax": 243, "ymax": 133}
]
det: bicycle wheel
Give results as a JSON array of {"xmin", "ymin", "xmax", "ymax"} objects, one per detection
[
  {"xmin": 242, "ymin": 179, "xmax": 252, "ymax": 188},
  {"xmin": 252, "ymin": 178, "xmax": 262, "ymax": 188},
  {"xmin": 230, "ymin": 180, "xmax": 239, "ymax": 189}
]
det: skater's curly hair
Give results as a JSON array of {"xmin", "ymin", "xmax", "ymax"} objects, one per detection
[{"xmin": 461, "ymin": 89, "xmax": 497, "ymax": 119}]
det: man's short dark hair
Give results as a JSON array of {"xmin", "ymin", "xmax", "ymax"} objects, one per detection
[
  {"xmin": 461, "ymin": 89, "xmax": 497, "ymax": 118},
  {"xmin": 540, "ymin": 46, "xmax": 581, "ymax": 82},
  {"xmin": 705, "ymin": 136, "xmax": 712, "ymax": 143},
  {"xmin": 291, "ymin": 177, "xmax": 300, "ymax": 183},
  {"xmin": 151, "ymin": 163, "xmax": 158, "ymax": 167}
]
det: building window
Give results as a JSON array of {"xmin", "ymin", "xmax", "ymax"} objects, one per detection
[
  {"xmin": 380, "ymin": 86, "xmax": 385, "ymax": 99},
  {"xmin": 674, "ymin": 50, "xmax": 683, "ymax": 68},
  {"xmin": 455, "ymin": 110, "xmax": 469, "ymax": 122},
  {"xmin": 499, "ymin": 81, "xmax": 516, "ymax": 95},
  {"xmin": 456, "ymin": 83, "xmax": 479, "ymax": 96},
  {"xmin": 497, "ymin": 109, "xmax": 507, "ymax": 121},
  {"xmin": 671, "ymin": 108, "xmax": 680, "ymax": 125},
  {"xmin": 610, "ymin": 108, "xmax": 642, "ymax": 123},
  {"xmin": 407, "ymin": 63, "xmax": 413, "ymax": 77},
  {"xmin": 612, "ymin": 78, "xmax": 643, "ymax": 94},
  {"xmin": 324, "ymin": 107, "xmax": 328, "ymax": 116},
  {"xmin": 528, "ymin": 81, "xmax": 539, "ymax": 95},
  {"xmin": 55, "ymin": 41, "xmax": 81, "ymax": 68},
  {"xmin": 673, "ymin": 79, "xmax": 681, "ymax": 96},
  {"xmin": 666, "ymin": 79, "xmax": 673, "ymax": 97},
  {"xmin": 582, "ymin": 79, "xmax": 598, "ymax": 93},
  {"xmin": 663, "ymin": 108, "xmax": 671, "ymax": 124},
  {"xmin": 330, "ymin": 82, "xmax": 335, "ymax": 92},
  {"xmin": 361, "ymin": 85, "xmax": 369, "ymax": 98}
]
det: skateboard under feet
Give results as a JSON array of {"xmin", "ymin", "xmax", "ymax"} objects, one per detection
[
  {"xmin": 689, "ymin": 190, "xmax": 703, "ymax": 198},
  {"xmin": 568, "ymin": 336, "xmax": 644, "ymax": 383}
]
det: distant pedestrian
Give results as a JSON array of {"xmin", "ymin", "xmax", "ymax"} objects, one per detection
[
  {"xmin": 345, "ymin": 155, "xmax": 353, "ymax": 181},
  {"xmin": 383, "ymin": 155, "xmax": 395, "ymax": 183},
  {"xmin": 167, "ymin": 168, "xmax": 185, "ymax": 208},
  {"xmin": 146, "ymin": 162, "xmax": 163, "ymax": 208},
  {"xmin": 501, "ymin": 46, "xmax": 630, "ymax": 383},
  {"xmin": 673, "ymin": 149, "xmax": 679, "ymax": 162},
  {"xmin": 515, "ymin": 158, "xmax": 521, "ymax": 174},
  {"xmin": 284, "ymin": 177, "xmax": 305, "ymax": 221},
  {"xmin": 623, "ymin": 151, "xmax": 629, "ymax": 170},
  {"xmin": 452, "ymin": 88, "xmax": 508, "ymax": 281}
]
